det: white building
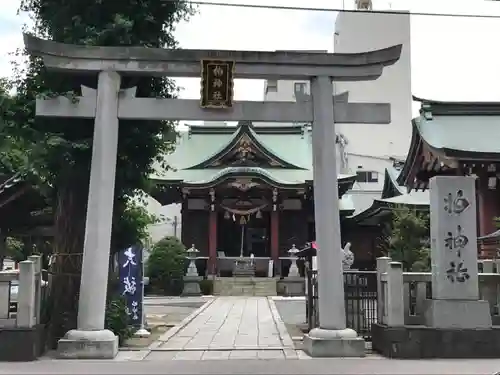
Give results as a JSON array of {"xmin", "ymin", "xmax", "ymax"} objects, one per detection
[
  {"xmin": 137, "ymin": 195, "xmax": 182, "ymax": 246},
  {"xmin": 333, "ymin": 9, "xmax": 412, "ymax": 213},
  {"xmin": 261, "ymin": 8, "xmax": 412, "ymax": 214}
]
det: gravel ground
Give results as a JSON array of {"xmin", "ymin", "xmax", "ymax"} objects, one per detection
[{"xmin": 122, "ymin": 297, "xmax": 208, "ymax": 348}]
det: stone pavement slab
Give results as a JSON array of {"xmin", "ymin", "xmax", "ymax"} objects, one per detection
[
  {"xmin": 114, "ymin": 350, "xmax": 150, "ymax": 361},
  {"xmin": 142, "ymin": 349, "xmax": 299, "ymax": 361},
  {"xmin": 4, "ymin": 358, "xmax": 500, "ymax": 374},
  {"xmin": 153, "ymin": 297, "xmax": 294, "ymax": 354}
]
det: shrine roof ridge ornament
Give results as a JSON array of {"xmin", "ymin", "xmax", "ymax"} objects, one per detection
[{"xmin": 23, "ymin": 34, "xmax": 402, "ymax": 80}]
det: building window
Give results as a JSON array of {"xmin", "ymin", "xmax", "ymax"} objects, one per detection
[
  {"xmin": 356, "ymin": 170, "xmax": 379, "ymax": 183},
  {"xmin": 266, "ymin": 80, "xmax": 278, "ymax": 93},
  {"xmin": 294, "ymin": 82, "xmax": 307, "ymax": 95}
]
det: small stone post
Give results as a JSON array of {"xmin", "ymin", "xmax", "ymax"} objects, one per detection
[
  {"xmin": 182, "ymin": 245, "xmax": 202, "ymax": 296},
  {"xmin": 386, "ymin": 262, "xmax": 404, "ymax": 326},
  {"xmin": 495, "ymin": 259, "xmax": 500, "ymax": 274},
  {"xmin": 376, "ymin": 257, "xmax": 391, "ymax": 324},
  {"xmin": 28, "ymin": 255, "xmax": 42, "ymax": 325},
  {"xmin": 482, "ymin": 259, "xmax": 494, "ymax": 273},
  {"xmin": 17, "ymin": 260, "xmax": 35, "ymax": 328},
  {"xmin": 479, "ymin": 259, "xmax": 497, "ymax": 316}
]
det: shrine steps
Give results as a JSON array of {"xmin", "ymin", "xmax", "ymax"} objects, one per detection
[{"xmin": 213, "ymin": 277, "xmax": 277, "ymax": 296}]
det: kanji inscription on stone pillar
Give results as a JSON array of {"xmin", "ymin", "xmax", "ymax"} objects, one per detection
[{"xmin": 430, "ymin": 176, "xmax": 478, "ymax": 300}]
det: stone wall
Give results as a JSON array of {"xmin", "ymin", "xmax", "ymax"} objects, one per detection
[{"xmin": 372, "ymin": 324, "xmax": 500, "ymax": 358}]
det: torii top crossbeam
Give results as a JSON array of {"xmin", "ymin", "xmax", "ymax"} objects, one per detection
[{"xmin": 23, "ymin": 34, "xmax": 401, "ymax": 80}]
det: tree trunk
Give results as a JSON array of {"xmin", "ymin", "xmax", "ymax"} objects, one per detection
[{"xmin": 46, "ymin": 171, "xmax": 89, "ymax": 349}]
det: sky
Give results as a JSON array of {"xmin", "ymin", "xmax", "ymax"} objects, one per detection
[{"xmin": 2, "ymin": 0, "xmax": 500, "ymax": 112}]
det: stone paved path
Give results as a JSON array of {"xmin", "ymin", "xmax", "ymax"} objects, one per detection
[
  {"xmin": 143, "ymin": 297, "xmax": 298, "ymax": 360},
  {"xmin": 18, "ymin": 357, "xmax": 500, "ymax": 374}
]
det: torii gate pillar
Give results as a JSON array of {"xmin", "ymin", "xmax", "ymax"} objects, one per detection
[{"xmin": 304, "ymin": 76, "xmax": 366, "ymax": 356}]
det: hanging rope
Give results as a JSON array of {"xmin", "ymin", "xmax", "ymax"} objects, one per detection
[{"xmin": 220, "ymin": 203, "xmax": 268, "ymax": 216}]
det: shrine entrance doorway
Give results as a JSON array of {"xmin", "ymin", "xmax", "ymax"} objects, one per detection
[{"xmin": 216, "ymin": 211, "xmax": 271, "ymax": 258}]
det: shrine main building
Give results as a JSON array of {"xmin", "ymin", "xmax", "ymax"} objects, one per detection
[{"xmin": 151, "ymin": 121, "xmax": 356, "ymax": 275}]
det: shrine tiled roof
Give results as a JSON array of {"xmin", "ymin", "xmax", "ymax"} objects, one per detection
[
  {"xmin": 346, "ymin": 166, "xmax": 429, "ymax": 226},
  {"xmin": 151, "ymin": 122, "xmax": 355, "ymax": 188},
  {"xmin": 412, "ymin": 96, "xmax": 500, "ymax": 159},
  {"xmin": 381, "ymin": 166, "xmax": 405, "ymax": 198},
  {"xmin": 478, "ymin": 229, "xmax": 500, "ymax": 244}
]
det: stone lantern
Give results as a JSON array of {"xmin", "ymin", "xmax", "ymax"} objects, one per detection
[
  {"xmin": 186, "ymin": 244, "xmax": 199, "ymax": 276},
  {"xmin": 288, "ymin": 244, "xmax": 300, "ymax": 277},
  {"xmin": 283, "ymin": 244, "xmax": 304, "ymax": 296},
  {"xmin": 182, "ymin": 244, "xmax": 202, "ymax": 296}
]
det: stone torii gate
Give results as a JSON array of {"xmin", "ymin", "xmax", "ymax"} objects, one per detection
[{"xmin": 24, "ymin": 34, "xmax": 401, "ymax": 359}]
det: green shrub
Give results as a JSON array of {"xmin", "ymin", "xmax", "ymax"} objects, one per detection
[
  {"xmin": 199, "ymin": 279, "xmax": 213, "ymax": 295},
  {"xmin": 105, "ymin": 296, "xmax": 133, "ymax": 345},
  {"xmin": 388, "ymin": 205, "xmax": 430, "ymax": 272},
  {"xmin": 147, "ymin": 236, "xmax": 186, "ymax": 295}
]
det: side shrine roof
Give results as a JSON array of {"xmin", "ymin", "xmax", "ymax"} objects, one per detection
[
  {"xmin": 396, "ymin": 96, "xmax": 500, "ymax": 191},
  {"xmin": 0, "ymin": 172, "xmax": 52, "ymax": 232},
  {"xmin": 150, "ymin": 122, "xmax": 356, "ymax": 200},
  {"xmin": 347, "ymin": 164, "xmax": 429, "ymax": 227},
  {"xmin": 411, "ymin": 96, "xmax": 500, "ymax": 159}
]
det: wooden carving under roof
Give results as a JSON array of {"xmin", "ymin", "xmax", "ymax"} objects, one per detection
[
  {"xmin": 186, "ymin": 122, "xmax": 305, "ymax": 170},
  {"xmin": 399, "ymin": 118, "xmax": 461, "ymax": 192},
  {"xmin": 210, "ymin": 134, "xmax": 283, "ymax": 167},
  {"xmin": 228, "ymin": 178, "xmax": 260, "ymax": 192}
]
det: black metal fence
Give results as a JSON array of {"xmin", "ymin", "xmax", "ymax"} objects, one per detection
[{"xmin": 306, "ymin": 269, "xmax": 378, "ymax": 340}]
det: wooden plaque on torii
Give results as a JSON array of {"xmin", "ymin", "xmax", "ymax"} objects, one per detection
[{"xmin": 200, "ymin": 59, "xmax": 235, "ymax": 109}]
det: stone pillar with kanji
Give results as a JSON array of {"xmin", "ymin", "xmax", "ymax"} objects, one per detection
[{"xmin": 425, "ymin": 176, "xmax": 491, "ymax": 328}]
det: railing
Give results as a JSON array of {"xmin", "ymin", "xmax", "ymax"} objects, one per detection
[
  {"xmin": 306, "ymin": 269, "xmax": 378, "ymax": 340},
  {"xmin": 377, "ymin": 257, "xmax": 500, "ymax": 326},
  {"xmin": 345, "ymin": 271, "xmax": 377, "ymax": 339},
  {"xmin": 0, "ymin": 256, "xmax": 43, "ymax": 328},
  {"xmin": 306, "ymin": 268, "xmax": 318, "ymax": 329}
]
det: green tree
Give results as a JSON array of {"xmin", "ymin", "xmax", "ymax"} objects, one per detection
[
  {"xmin": 0, "ymin": 78, "xmax": 26, "ymax": 172},
  {"xmin": 11, "ymin": 0, "xmax": 195, "ymax": 346},
  {"xmin": 387, "ymin": 205, "xmax": 430, "ymax": 271},
  {"xmin": 6, "ymin": 237, "xmax": 25, "ymax": 263},
  {"xmin": 114, "ymin": 198, "xmax": 159, "ymax": 251},
  {"xmin": 147, "ymin": 236, "xmax": 186, "ymax": 295}
]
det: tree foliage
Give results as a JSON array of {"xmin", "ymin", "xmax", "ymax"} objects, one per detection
[
  {"xmin": 0, "ymin": 78, "xmax": 29, "ymax": 174},
  {"xmin": 385, "ymin": 205, "xmax": 430, "ymax": 271},
  {"xmin": 6, "ymin": 237, "xmax": 25, "ymax": 263},
  {"xmin": 114, "ymin": 198, "xmax": 159, "ymax": 251},
  {"xmin": 147, "ymin": 236, "xmax": 186, "ymax": 295},
  {"xmin": 8, "ymin": 0, "xmax": 195, "ymax": 346}
]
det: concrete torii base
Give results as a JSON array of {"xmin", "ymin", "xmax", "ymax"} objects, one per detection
[
  {"xmin": 57, "ymin": 329, "xmax": 118, "ymax": 359},
  {"xmin": 303, "ymin": 328, "xmax": 366, "ymax": 357}
]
